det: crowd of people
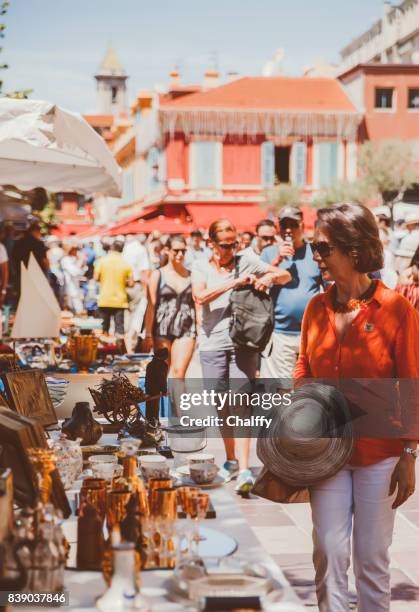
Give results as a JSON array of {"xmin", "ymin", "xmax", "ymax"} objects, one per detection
[
  {"xmin": 0, "ymin": 207, "xmax": 418, "ymax": 490},
  {"xmin": 0, "ymin": 207, "xmax": 417, "ymax": 375}
]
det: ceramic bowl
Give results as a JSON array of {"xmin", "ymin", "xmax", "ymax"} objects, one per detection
[
  {"xmin": 189, "ymin": 462, "xmax": 219, "ymax": 484},
  {"xmin": 92, "ymin": 462, "xmax": 123, "ymax": 480},
  {"xmin": 188, "ymin": 453, "xmax": 215, "ymax": 465},
  {"xmin": 89, "ymin": 454, "xmax": 118, "ymax": 467},
  {"xmin": 139, "ymin": 454, "xmax": 170, "ymax": 480}
]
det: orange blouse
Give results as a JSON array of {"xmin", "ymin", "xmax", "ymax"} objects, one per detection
[{"xmin": 294, "ymin": 281, "xmax": 419, "ymax": 466}]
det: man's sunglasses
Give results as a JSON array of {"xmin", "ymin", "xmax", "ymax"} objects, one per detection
[
  {"xmin": 216, "ymin": 241, "xmax": 238, "ymax": 250},
  {"xmin": 280, "ymin": 220, "xmax": 300, "ymax": 230},
  {"xmin": 172, "ymin": 248, "xmax": 187, "ymax": 254},
  {"xmin": 311, "ymin": 241, "xmax": 335, "ymax": 258}
]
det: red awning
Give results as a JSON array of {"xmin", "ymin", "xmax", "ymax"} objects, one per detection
[
  {"xmin": 66, "ymin": 202, "xmax": 317, "ymax": 239},
  {"xmin": 186, "ymin": 203, "xmax": 266, "ymax": 232},
  {"xmin": 51, "ymin": 223, "xmax": 94, "ymax": 238},
  {"xmin": 107, "ymin": 215, "xmax": 193, "ymax": 236}
]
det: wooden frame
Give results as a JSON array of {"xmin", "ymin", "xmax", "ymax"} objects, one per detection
[
  {"xmin": 2, "ymin": 369, "xmax": 57, "ymax": 427},
  {"xmin": 0, "ymin": 407, "xmax": 70, "ymax": 517}
]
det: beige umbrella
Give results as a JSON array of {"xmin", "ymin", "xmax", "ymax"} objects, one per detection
[{"xmin": 0, "ymin": 98, "xmax": 121, "ymax": 196}]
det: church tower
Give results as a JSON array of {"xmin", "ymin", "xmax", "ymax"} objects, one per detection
[{"xmin": 95, "ymin": 46, "xmax": 128, "ymax": 115}]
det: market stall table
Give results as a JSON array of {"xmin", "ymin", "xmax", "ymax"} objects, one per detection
[
  {"xmin": 16, "ymin": 426, "xmax": 306, "ymax": 611},
  {"xmin": 58, "ymin": 485, "xmax": 305, "ymax": 611}
]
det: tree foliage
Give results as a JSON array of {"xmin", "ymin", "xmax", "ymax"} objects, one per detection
[
  {"xmin": 0, "ymin": 1, "xmax": 32, "ymax": 98},
  {"xmin": 262, "ymin": 182, "xmax": 301, "ymax": 213},
  {"xmin": 358, "ymin": 140, "xmax": 418, "ymax": 205},
  {"xmin": 38, "ymin": 196, "xmax": 58, "ymax": 234},
  {"xmin": 312, "ymin": 141, "xmax": 418, "ymax": 216},
  {"xmin": 312, "ymin": 179, "xmax": 373, "ymax": 208}
]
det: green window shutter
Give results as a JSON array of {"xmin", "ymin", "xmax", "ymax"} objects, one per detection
[
  {"xmin": 293, "ymin": 142, "xmax": 307, "ymax": 187},
  {"xmin": 329, "ymin": 142, "xmax": 338, "ymax": 183},
  {"xmin": 261, "ymin": 141, "xmax": 275, "ymax": 187},
  {"xmin": 319, "ymin": 142, "xmax": 338, "ymax": 187},
  {"xmin": 194, "ymin": 141, "xmax": 217, "ymax": 188}
]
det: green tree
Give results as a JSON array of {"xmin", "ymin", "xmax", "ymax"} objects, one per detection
[
  {"xmin": 312, "ymin": 179, "xmax": 373, "ymax": 208},
  {"xmin": 358, "ymin": 140, "xmax": 418, "ymax": 218},
  {"xmin": 263, "ymin": 182, "xmax": 301, "ymax": 214},
  {"xmin": 38, "ymin": 196, "xmax": 57, "ymax": 234},
  {"xmin": 311, "ymin": 141, "xmax": 418, "ymax": 224},
  {"xmin": 0, "ymin": 1, "xmax": 32, "ymax": 98}
]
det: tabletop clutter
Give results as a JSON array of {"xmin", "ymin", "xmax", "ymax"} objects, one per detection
[{"xmin": 0, "ymin": 360, "xmax": 291, "ymax": 612}]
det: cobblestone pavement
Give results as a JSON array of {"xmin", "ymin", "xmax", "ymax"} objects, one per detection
[{"xmin": 186, "ymin": 352, "xmax": 419, "ymax": 610}]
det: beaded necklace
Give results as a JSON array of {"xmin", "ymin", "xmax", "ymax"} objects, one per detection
[{"xmin": 332, "ymin": 280, "xmax": 377, "ymax": 313}]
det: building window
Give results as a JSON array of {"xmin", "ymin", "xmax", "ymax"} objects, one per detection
[
  {"xmin": 190, "ymin": 141, "xmax": 221, "ymax": 189},
  {"xmin": 147, "ymin": 147, "xmax": 165, "ymax": 192},
  {"xmin": 375, "ymin": 88, "xmax": 394, "ymax": 109},
  {"xmin": 274, "ymin": 146, "xmax": 291, "ymax": 183},
  {"xmin": 408, "ymin": 88, "xmax": 419, "ymax": 109},
  {"xmin": 111, "ymin": 86, "xmax": 118, "ymax": 104}
]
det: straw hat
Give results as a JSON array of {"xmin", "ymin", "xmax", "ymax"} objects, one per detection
[{"xmin": 257, "ymin": 383, "xmax": 353, "ymax": 488}]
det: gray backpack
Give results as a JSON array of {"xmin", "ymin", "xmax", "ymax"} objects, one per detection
[{"xmin": 229, "ymin": 260, "xmax": 274, "ymax": 352}]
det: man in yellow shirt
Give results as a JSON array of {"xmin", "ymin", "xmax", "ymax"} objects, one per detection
[{"xmin": 94, "ymin": 241, "xmax": 134, "ymax": 340}]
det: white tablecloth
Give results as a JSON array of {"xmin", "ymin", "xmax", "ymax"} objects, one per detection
[{"xmin": 23, "ymin": 431, "xmax": 305, "ymax": 611}]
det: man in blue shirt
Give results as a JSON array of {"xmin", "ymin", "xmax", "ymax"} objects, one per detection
[
  {"xmin": 260, "ymin": 206, "xmax": 322, "ymax": 384},
  {"xmin": 184, "ymin": 230, "xmax": 211, "ymax": 271}
]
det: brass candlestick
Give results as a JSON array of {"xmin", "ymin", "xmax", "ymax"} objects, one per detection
[
  {"xmin": 122, "ymin": 456, "xmax": 149, "ymax": 517},
  {"xmin": 27, "ymin": 449, "xmax": 56, "ymax": 505}
]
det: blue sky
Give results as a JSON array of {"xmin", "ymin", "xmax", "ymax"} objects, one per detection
[{"xmin": 3, "ymin": 0, "xmax": 385, "ymax": 113}]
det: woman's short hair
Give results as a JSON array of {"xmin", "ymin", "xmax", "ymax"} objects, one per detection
[
  {"xmin": 316, "ymin": 203, "xmax": 384, "ymax": 273},
  {"xmin": 166, "ymin": 234, "xmax": 186, "ymax": 249},
  {"xmin": 208, "ymin": 218, "xmax": 236, "ymax": 243}
]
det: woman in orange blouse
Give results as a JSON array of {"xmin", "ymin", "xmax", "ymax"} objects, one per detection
[{"xmin": 294, "ymin": 203, "xmax": 419, "ymax": 612}]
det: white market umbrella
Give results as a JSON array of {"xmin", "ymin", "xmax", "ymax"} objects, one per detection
[{"xmin": 0, "ymin": 98, "xmax": 122, "ymax": 197}]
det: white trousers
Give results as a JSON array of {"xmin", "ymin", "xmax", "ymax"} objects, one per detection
[
  {"xmin": 260, "ymin": 331, "xmax": 300, "ymax": 381},
  {"xmin": 310, "ymin": 457, "xmax": 398, "ymax": 612}
]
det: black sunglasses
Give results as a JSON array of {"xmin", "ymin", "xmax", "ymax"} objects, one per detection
[
  {"xmin": 280, "ymin": 219, "xmax": 300, "ymax": 230},
  {"xmin": 216, "ymin": 241, "xmax": 238, "ymax": 250},
  {"xmin": 172, "ymin": 248, "xmax": 187, "ymax": 254},
  {"xmin": 311, "ymin": 241, "xmax": 335, "ymax": 258}
]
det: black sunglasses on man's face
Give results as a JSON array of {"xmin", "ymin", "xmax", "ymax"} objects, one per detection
[
  {"xmin": 216, "ymin": 241, "xmax": 238, "ymax": 250},
  {"xmin": 280, "ymin": 219, "xmax": 300, "ymax": 231}
]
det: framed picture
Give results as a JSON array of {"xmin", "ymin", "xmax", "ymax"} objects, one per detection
[
  {"xmin": 0, "ymin": 407, "xmax": 71, "ymax": 517},
  {"xmin": 2, "ymin": 369, "xmax": 57, "ymax": 427},
  {"xmin": 0, "ymin": 468, "xmax": 13, "ymax": 541}
]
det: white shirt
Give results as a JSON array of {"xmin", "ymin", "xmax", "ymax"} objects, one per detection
[
  {"xmin": 0, "ymin": 243, "xmax": 8, "ymax": 265},
  {"xmin": 399, "ymin": 229, "xmax": 419, "ymax": 254},
  {"xmin": 123, "ymin": 241, "xmax": 150, "ymax": 281}
]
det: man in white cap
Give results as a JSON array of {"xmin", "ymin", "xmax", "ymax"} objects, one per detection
[
  {"xmin": 398, "ymin": 211, "xmax": 419, "ymax": 254},
  {"xmin": 394, "ymin": 212, "xmax": 419, "ymax": 276}
]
